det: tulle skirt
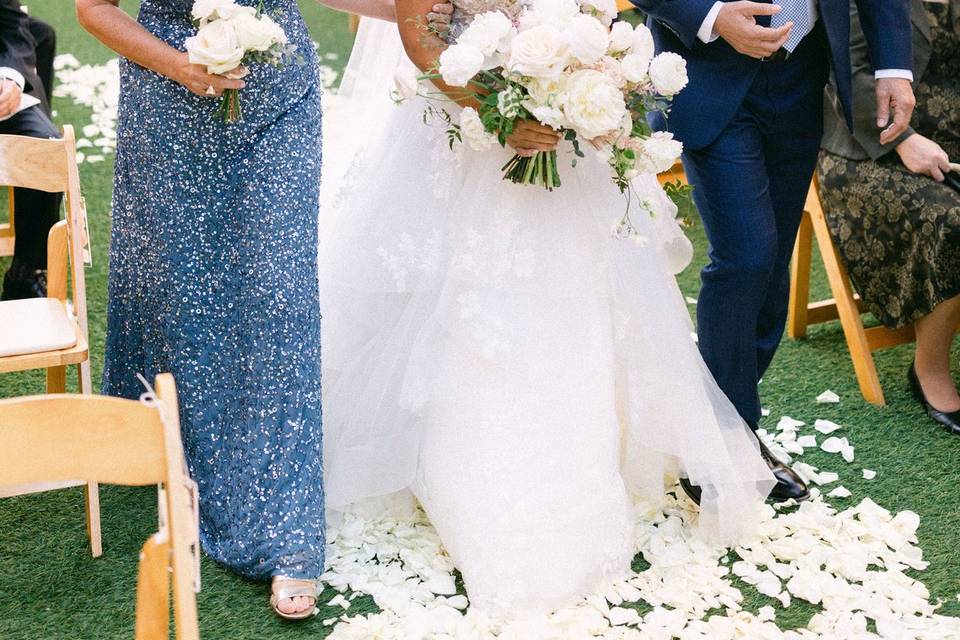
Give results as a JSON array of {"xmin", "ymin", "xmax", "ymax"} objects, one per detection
[{"xmin": 318, "ymin": 19, "xmax": 775, "ymax": 618}]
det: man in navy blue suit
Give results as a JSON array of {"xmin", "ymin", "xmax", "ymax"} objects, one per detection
[{"xmin": 631, "ymin": 0, "xmax": 915, "ymax": 502}]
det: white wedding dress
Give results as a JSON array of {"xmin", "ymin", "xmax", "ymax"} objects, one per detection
[{"xmin": 319, "ymin": 16, "xmax": 775, "ymax": 618}]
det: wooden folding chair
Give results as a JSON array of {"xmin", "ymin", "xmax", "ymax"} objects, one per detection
[
  {"xmin": 0, "ymin": 125, "xmax": 99, "ymax": 554},
  {"xmin": 1, "ymin": 185, "xmax": 14, "ymax": 257},
  {"xmin": 787, "ymin": 178, "xmax": 921, "ymax": 406},
  {"xmin": 0, "ymin": 374, "xmax": 201, "ymax": 640}
]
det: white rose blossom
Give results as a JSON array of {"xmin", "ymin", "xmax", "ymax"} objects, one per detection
[
  {"xmin": 619, "ymin": 52, "xmax": 650, "ymax": 83},
  {"xmin": 191, "ymin": 0, "xmax": 235, "ymax": 22},
  {"xmin": 608, "ymin": 21, "xmax": 634, "ymax": 53},
  {"xmin": 518, "ymin": 0, "xmax": 581, "ymax": 31},
  {"xmin": 630, "ymin": 23, "xmax": 655, "ymax": 61},
  {"xmin": 231, "ymin": 14, "xmax": 286, "ymax": 52},
  {"xmin": 185, "ymin": 19, "xmax": 245, "ymax": 74},
  {"xmin": 458, "ymin": 10, "xmax": 516, "ymax": 61},
  {"xmin": 439, "ymin": 43, "xmax": 486, "ymax": 87},
  {"xmin": 581, "ymin": 0, "xmax": 618, "ymax": 25},
  {"xmin": 563, "ymin": 14, "xmax": 610, "ymax": 65},
  {"xmin": 648, "ymin": 51, "xmax": 688, "ymax": 96},
  {"xmin": 508, "ymin": 25, "xmax": 569, "ymax": 80},
  {"xmin": 562, "ymin": 68, "xmax": 627, "ymax": 139},
  {"xmin": 459, "ymin": 107, "xmax": 498, "ymax": 151},
  {"xmin": 641, "ymin": 131, "xmax": 683, "ymax": 173}
]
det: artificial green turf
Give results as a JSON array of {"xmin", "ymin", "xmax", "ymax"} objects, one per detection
[{"xmin": 0, "ymin": 4, "xmax": 957, "ymax": 639}]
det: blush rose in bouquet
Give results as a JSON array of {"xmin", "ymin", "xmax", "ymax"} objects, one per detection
[{"xmin": 186, "ymin": 0, "xmax": 300, "ymax": 122}]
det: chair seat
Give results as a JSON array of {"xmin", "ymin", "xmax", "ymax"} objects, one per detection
[{"xmin": 0, "ymin": 298, "xmax": 78, "ymax": 357}]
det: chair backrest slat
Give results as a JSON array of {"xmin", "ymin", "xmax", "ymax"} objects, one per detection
[
  {"xmin": 0, "ymin": 395, "xmax": 167, "ymax": 487},
  {"xmin": 0, "ymin": 134, "xmax": 69, "ymax": 193}
]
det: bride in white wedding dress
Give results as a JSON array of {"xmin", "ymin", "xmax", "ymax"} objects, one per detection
[{"xmin": 318, "ymin": 6, "xmax": 775, "ymax": 619}]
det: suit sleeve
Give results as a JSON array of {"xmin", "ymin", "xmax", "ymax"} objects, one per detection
[
  {"xmin": 0, "ymin": 0, "xmax": 37, "ymax": 91},
  {"xmin": 847, "ymin": 1, "xmax": 914, "ymax": 159},
  {"xmin": 853, "ymin": 0, "xmax": 913, "ymax": 72},
  {"xmin": 630, "ymin": 0, "xmax": 720, "ymax": 49}
]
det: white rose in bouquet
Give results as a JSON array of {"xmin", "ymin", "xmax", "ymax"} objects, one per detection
[
  {"xmin": 581, "ymin": 0, "xmax": 617, "ymax": 26},
  {"xmin": 186, "ymin": 19, "xmax": 245, "ymax": 74},
  {"xmin": 648, "ymin": 51, "xmax": 688, "ymax": 96},
  {"xmin": 524, "ymin": 101, "xmax": 567, "ymax": 129},
  {"xmin": 440, "ymin": 43, "xmax": 486, "ymax": 87},
  {"xmin": 460, "ymin": 107, "xmax": 498, "ymax": 151},
  {"xmin": 508, "ymin": 25, "xmax": 569, "ymax": 79},
  {"xmin": 619, "ymin": 52, "xmax": 650, "ymax": 83},
  {"xmin": 564, "ymin": 14, "xmax": 609, "ymax": 65},
  {"xmin": 640, "ymin": 131, "xmax": 683, "ymax": 173},
  {"xmin": 562, "ymin": 68, "xmax": 627, "ymax": 139},
  {"xmin": 232, "ymin": 14, "xmax": 287, "ymax": 52},
  {"xmin": 459, "ymin": 11, "xmax": 516, "ymax": 58},
  {"xmin": 524, "ymin": 76, "xmax": 565, "ymax": 104},
  {"xmin": 191, "ymin": 0, "xmax": 235, "ymax": 22},
  {"xmin": 594, "ymin": 55, "xmax": 624, "ymax": 87},
  {"xmin": 630, "ymin": 23, "xmax": 655, "ymax": 61},
  {"xmin": 609, "ymin": 21, "xmax": 634, "ymax": 53},
  {"xmin": 519, "ymin": 0, "xmax": 581, "ymax": 31},
  {"xmin": 213, "ymin": 3, "xmax": 257, "ymax": 19}
]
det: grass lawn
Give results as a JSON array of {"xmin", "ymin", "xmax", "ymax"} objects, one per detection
[{"xmin": 0, "ymin": 4, "xmax": 957, "ymax": 639}]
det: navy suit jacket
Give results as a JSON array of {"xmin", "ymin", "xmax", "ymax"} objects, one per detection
[
  {"xmin": 631, "ymin": 0, "xmax": 914, "ymax": 150},
  {"xmin": 0, "ymin": 0, "xmax": 47, "ymax": 112}
]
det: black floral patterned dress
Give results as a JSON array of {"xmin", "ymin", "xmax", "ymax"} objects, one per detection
[{"xmin": 818, "ymin": 2, "xmax": 960, "ymax": 328}]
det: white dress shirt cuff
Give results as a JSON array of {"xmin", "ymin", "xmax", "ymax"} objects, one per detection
[
  {"xmin": 0, "ymin": 67, "xmax": 26, "ymax": 89},
  {"xmin": 697, "ymin": 1, "xmax": 724, "ymax": 44},
  {"xmin": 875, "ymin": 69, "xmax": 914, "ymax": 82}
]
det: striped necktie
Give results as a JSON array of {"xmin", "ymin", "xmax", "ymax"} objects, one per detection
[{"xmin": 770, "ymin": 0, "xmax": 817, "ymax": 53}]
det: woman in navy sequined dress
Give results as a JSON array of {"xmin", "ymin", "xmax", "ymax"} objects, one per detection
[{"xmin": 77, "ymin": 0, "xmax": 394, "ymax": 619}]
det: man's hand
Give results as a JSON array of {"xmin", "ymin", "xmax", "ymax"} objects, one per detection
[
  {"xmin": 876, "ymin": 77, "xmax": 916, "ymax": 145},
  {"xmin": 895, "ymin": 133, "xmax": 951, "ymax": 181},
  {"xmin": 0, "ymin": 79, "xmax": 23, "ymax": 119},
  {"xmin": 427, "ymin": 2, "xmax": 453, "ymax": 34},
  {"xmin": 714, "ymin": 1, "xmax": 793, "ymax": 59}
]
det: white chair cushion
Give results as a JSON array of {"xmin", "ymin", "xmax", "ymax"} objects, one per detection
[{"xmin": 0, "ymin": 298, "xmax": 78, "ymax": 357}]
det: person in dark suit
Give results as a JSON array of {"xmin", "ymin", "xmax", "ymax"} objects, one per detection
[
  {"xmin": 819, "ymin": 0, "xmax": 960, "ymax": 435},
  {"xmin": 0, "ymin": 1, "xmax": 61, "ymax": 300},
  {"xmin": 631, "ymin": 0, "xmax": 916, "ymax": 502}
]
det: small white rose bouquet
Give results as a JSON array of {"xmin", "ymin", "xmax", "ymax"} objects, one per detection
[
  {"xmin": 186, "ymin": 0, "xmax": 299, "ymax": 122},
  {"xmin": 405, "ymin": 0, "xmax": 692, "ymax": 231}
]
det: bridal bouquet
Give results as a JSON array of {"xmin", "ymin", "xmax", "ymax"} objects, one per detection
[
  {"xmin": 186, "ymin": 0, "xmax": 299, "ymax": 122},
  {"xmin": 408, "ymin": 0, "xmax": 689, "ymax": 201}
]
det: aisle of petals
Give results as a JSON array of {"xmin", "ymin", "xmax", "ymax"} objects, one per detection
[{"xmin": 321, "ymin": 410, "xmax": 960, "ymax": 639}]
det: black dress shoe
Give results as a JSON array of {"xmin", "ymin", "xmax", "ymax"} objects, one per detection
[
  {"xmin": 678, "ymin": 431, "xmax": 811, "ymax": 506},
  {"xmin": 908, "ymin": 364, "xmax": 960, "ymax": 435},
  {"xmin": 756, "ymin": 436, "xmax": 810, "ymax": 502},
  {"xmin": 1, "ymin": 260, "xmax": 47, "ymax": 301}
]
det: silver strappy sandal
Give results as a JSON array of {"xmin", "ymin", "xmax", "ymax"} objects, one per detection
[{"xmin": 270, "ymin": 577, "xmax": 319, "ymax": 621}]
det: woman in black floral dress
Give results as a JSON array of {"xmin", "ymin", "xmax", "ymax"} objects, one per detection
[{"xmin": 819, "ymin": 0, "xmax": 960, "ymax": 434}]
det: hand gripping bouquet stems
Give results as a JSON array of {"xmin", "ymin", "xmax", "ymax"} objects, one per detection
[
  {"xmin": 399, "ymin": 0, "xmax": 693, "ymax": 233},
  {"xmin": 186, "ymin": 0, "xmax": 301, "ymax": 123}
]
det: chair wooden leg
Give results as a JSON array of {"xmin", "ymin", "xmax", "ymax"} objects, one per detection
[
  {"xmin": 810, "ymin": 208, "xmax": 886, "ymax": 406},
  {"xmin": 46, "ymin": 366, "xmax": 67, "ymax": 394},
  {"xmin": 86, "ymin": 482, "xmax": 103, "ymax": 558},
  {"xmin": 787, "ymin": 211, "xmax": 814, "ymax": 339}
]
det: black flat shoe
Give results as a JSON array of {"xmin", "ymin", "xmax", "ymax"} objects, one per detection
[
  {"xmin": 678, "ymin": 432, "xmax": 810, "ymax": 506},
  {"xmin": 1, "ymin": 260, "xmax": 47, "ymax": 301},
  {"xmin": 908, "ymin": 364, "xmax": 960, "ymax": 435}
]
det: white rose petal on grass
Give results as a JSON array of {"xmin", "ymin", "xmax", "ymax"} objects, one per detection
[
  {"xmin": 862, "ymin": 469, "xmax": 877, "ymax": 480},
  {"xmin": 509, "ymin": 24, "xmax": 570, "ymax": 79},
  {"xmin": 439, "ymin": 43, "xmax": 485, "ymax": 87},
  {"xmin": 828, "ymin": 486, "xmax": 852, "ymax": 498},
  {"xmin": 186, "ymin": 20, "xmax": 245, "ymax": 74},
  {"xmin": 648, "ymin": 51, "xmax": 688, "ymax": 95},
  {"xmin": 814, "ymin": 418, "xmax": 843, "ymax": 434},
  {"xmin": 821, "ymin": 436, "xmax": 855, "ymax": 462},
  {"xmin": 777, "ymin": 416, "xmax": 805, "ymax": 431},
  {"xmin": 564, "ymin": 14, "xmax": 610, "ymax": 65},
  {"xmin": 685, "ymin": 296, "xmax": 697, "ymax": 305},
  {"xmin": 609, "ymin": 21, "xmax": 634, "ymax": 53},
  {"xmin": 816, "ymin": 389, "xmax": 841, "ymax": 404},
  {"xmin": 761, "ymin": 408, "xmax": 771, "ymax": 417},
  {"xmin": 797, "ymin": 434, "xmax": 817, "ymax": 449},
  {"xmin": 459, "ymin": 107, "xmax": 497, "ymax": 151}
]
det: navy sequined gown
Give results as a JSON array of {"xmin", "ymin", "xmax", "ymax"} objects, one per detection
[{"xmin": 102, "ymin": 0, "xmax": 324, "ymax": 580}]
